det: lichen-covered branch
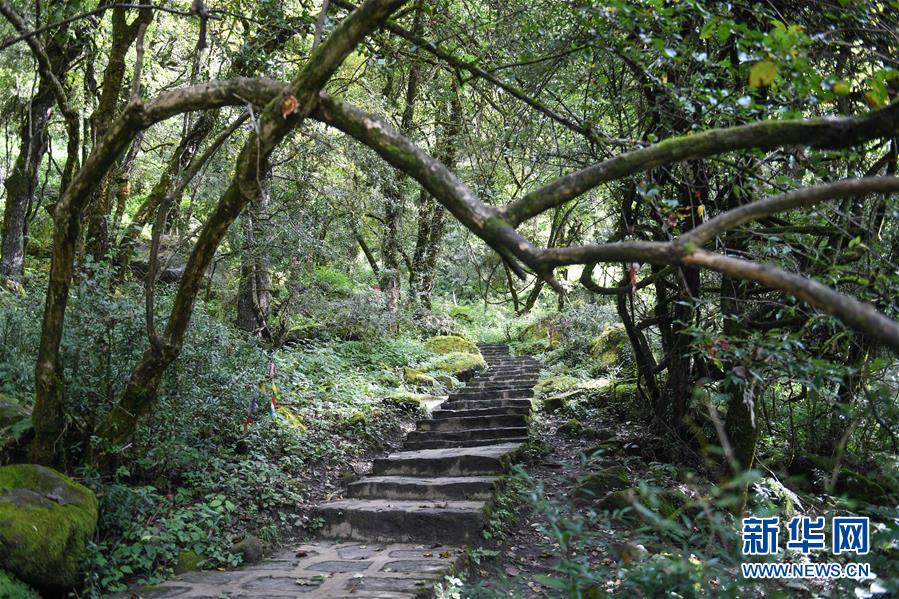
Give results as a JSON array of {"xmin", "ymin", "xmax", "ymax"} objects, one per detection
[{"xmin": 503, "ymin": 101, "xmax": 899, "ymax": 225}]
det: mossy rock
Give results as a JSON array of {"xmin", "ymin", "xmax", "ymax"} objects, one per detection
[
  {"xmin": 347, "ymin": 412, "xmax": 367, "ymax": 428},
  {"xmin": 448, "ymin": 306, "xmax": 474, "ymax": 323},
  {"xmin": 383, "ymin": 393, "xmax": 429, "ymax": 413},
  {"xmin": 175, "ymin": 549, "xmax": 203, "ymax": 574},
  {"xmin": 0, "ymin": 396, "xmax": 32, "ymax": 459},
  {"xmin": 597, "ymin": 487, "xmax": 640, "ymax": 511},
  {"xmin": 519, "ymin": 316, "xmax": 557, "ymax": 347},
  {"xmin": 558, "ymin": 419, "xmax": 584, "ymax": 438},
  {"xmin": 595, "ymin": 486, "xmax": 689, "ymax": 520},
  {"xmin": 589, "ymin": 324, "xmax": 633, "ymax": 373},
  {"xmin": 834, "ymin": 469, "xmax": 890, "ymax": 505},
  {"xmin": 574, "ymin": 466, "xmax": 630, "ymax": 504},
  {"xmin": 0, "ymin": 570, "xmax": 40, "ymax": 599},
  {"xmin": 404, "ymin": 367, "xmax": 437, "ymax": 387},
  {"xmin": 424, "ymin": 335, "xmax": 479, "ymax": 355},
  {"xmin": 424, "ymin": 352, "xmax": 486, "ymax": 381},
  {"xmin": 534, "ymin": 375, "xmax": 579, "ymax": 397},
  {"xmin": 0, "ymin": 464, "xmax": 99, "ymax": 590},
  {"xmin": 542, "ymin": 388, "xmax": 584, "ymax": 414},
  {"xmin": 751, "ymin": 477, "xmax": 800, "ymax": 518},
  {"xmin": 231, "ymin": 535, "xmax": 264, "ymax": 564}
]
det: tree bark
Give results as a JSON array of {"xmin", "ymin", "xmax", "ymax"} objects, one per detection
[
  {"xmin": 85, "ymin": 4, "xmax": 154, "ymax": 260},
  {"xmin": 409, "ymin": 84, "xmax": 461, "ymax": 308},
  {"xmin": 1, "ymin": 83, "xmax": 53, "ymax": 280},
  {"xmin": 236, "ymin": 171, "xmax": 273, "ymax": 335}
]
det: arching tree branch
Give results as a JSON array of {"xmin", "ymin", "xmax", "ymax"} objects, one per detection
[{"xmin": 503, "ymin": 101, "xmax": 899, "ymax": 226}]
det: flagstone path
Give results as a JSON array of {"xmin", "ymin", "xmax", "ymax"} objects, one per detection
[{"xmin": 123, "ymin": 344, "xmax": 538, "ymax": 598}]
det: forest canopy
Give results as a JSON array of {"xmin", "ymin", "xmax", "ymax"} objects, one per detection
[{"xmin": 0, "ymin": 0, "xmax": 897, "ymax": 597}]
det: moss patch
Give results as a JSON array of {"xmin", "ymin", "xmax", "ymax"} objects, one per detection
[
  {"xmin": 383, "ymin": 393, "xmax": 431, "ymax": 413},
  {"xmin": 0, "ymin": 464, "xmax": 99, "ymax": 590},
  {"xmin": 558, "ymin": 419, "xmax": 584, "ymax": 437},
  {"xmin": 424, "ymin": 351, "xmax": 486, "ymax": 380},
  {"xmin": 590, "ymin": 324, "xmax": 632, "ymax": 372},
  {"xmin": 534, "ymin": 375, "xmax": 579, "ymax": 397},
  {"xmin": 403, "ymin": 367, "xmax": 437, "ymax": 387},
  {"xmin": 424, "ymin": 335, "xmax": 479, "ymax": 355},
  {"xmin": 0, "ymin": 569, "xmax": 40, "ymax": 599},
  {"xmin": 574, "ymin": 466, "xmax": 630, "ymax": 504},
  {"xmin": 175, "ymin": 549, "xmax": 203, "ymax": 574}
]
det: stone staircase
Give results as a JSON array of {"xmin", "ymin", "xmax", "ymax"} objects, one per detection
[{"xmin": 317, "ymin": 344, "xmax": 539, "ymax": 546}]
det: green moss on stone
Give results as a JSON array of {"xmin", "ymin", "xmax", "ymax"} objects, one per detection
[
  {"xmin": 558, "ymin": 419, "xmax": 584, "ymax": 437},
  {"xmin": 0, "ymin": 569, "xmax": 40, "ymax": 599},
  {"xmin": 403, "ymin": 367, "xmax": 437, "ymax": 387},
  {"xmin": 589, "ymin": 324, "xmax": 632, "ymax": 372},
  {"xmin": 574, "ymin": 466, "xmax": 630, "ymax": 504},
  {"xmin": 534, "ymin": 375, "xmax": 579, "ymax": 397},
  {"xmin": 175, "ymin": 549, "xmax": 202, "ymax": 574},
  {"xmin": 424, "ymin": 352, "xmax": 486, "ymax": 379},
  {"xmin": 424, "ymin": 335, "xmax": 479, "ymax": 355},
  {"xmin": 383, "ymin": 393, "xmax": 430, "ymax": 413},
  {"xmin": 0, "ymin": 464, "xmax": 98, "ymax": 590},
  {"xmin": 834, "ymin": 469, "xmax": 890, "ymax": 505}
]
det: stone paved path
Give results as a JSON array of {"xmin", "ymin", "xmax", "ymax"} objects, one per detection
[{"xmin": 124, "ymin": 344, "xmax": 538, "ymax": 598}]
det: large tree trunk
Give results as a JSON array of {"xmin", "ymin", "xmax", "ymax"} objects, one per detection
[
  {"xmin": 409, "ymin": 85, "xmax": 461, "ymax": 309},
  {"xmin": 236, "ymin": 172, "xmax": 273, "ymax": 335},
  {"xmin": 85, "ymin": 5, "xmax": 154, "ymax": 261},
  {"xmin": 379, "ymin": 0, "xmax": 424, "ymax": 319},
  {"xmin": 1, "ymin": 83, "xmax": 53, "ymax": 280}
]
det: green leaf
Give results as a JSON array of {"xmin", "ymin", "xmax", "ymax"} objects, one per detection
[
  {"xmin": 749, "ymin": 60, "xmax": 778, "ymax": 88},
  {"xmin": 533, "ymin": 575, "xmax": 569, "ymax": 590}
]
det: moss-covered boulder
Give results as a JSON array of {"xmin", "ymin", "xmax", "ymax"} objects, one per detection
[
  {"xmin": 231, "ymin": 535, "xmax": 264, "ymax": 564},
  {"xmin": 596, "ymin": 486, "xmax": 689, "ymax": 520},
  {"xmin": 751, "ymin": 477, "xmax": 800, "ymax": 518},
  {"xmin": 424, "ymin": 351, "xmax": 486, "ymax": 381},
  {"xmin": 834, "ymin": 469, "xmax": 891, "ymax": 505},
  {"xmin": 0, "ymin": 570, "xmax": 40, "ymax": 599},
  {"xmin": 175, "ymin": 549, "xmax": 203, "ymax": 574},
  {"xmin": 0, "ymin": 396, "xmax": 32, "ymax": 460},
  {"xmin": 404, "ymin": 367, "xmax": 437, "ymax": 387},
  {"xmin": 558, "ymin": 419, "xmax": 584, "ymax": 437},
  {"xmin": 534, "ymin": 375, "xmax": 579, "ymax": 397},
  {"xmin": 424, "ymin": 335, "xmax": 479, "ymax": 355},
  {"xmin": 519, "ymin": 316, "xmax": 557, "ymax": 348},
  {"xmin": 542, "ymin": 388, "xmax": 584, "ymax": 413},
  {"xmin": 597, "ymin": 487, "xmax": 640, "ymax": 511},
  {"xmin": 590, "ymin": 324, "xmax": 633, "ymax": 372},
  {"xmin": 383, "ymin": 393, "xmax": 430, "ymax": 413},
  {"xmin": 574, "ymin": 466, "xmax": 630, "ymax": 504},
  {"xmin": 0, "ymin": 464, "xmax": 99, "ymax": 590}
]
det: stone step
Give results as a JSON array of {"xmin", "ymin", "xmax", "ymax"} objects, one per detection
[
  {"xmin": 482, "ymin": 366, "xmax": 540, "ymax": 375},
  {"xmin": 346, "ymin": 475, "xmax": 498, "ymax": 500},
  {"xmin": 403, "ymin": 436, "xmax": 529, "ymax": 450},
  {"xmin": 372, "ymin": 443, "xmax": 521, "ymax": 477},
  {"xmin": 432, "ymin": 405, "xmax": 530, "ymax": 418},
  {"xmin": 450, "ymin": 387, "xmax": 534, "ymax": 400},
  {"xmin": 465, "ymin": 376, "xmax": 538, "ymax": 386},
  {"xmin": 404, "ymin": 427, "xmax": 528, "ymax": 445},
  {"xmin": 417, "ymin": 414, "xmax": 527, "ymax": 432},
  {"xmin": 318, "ymin": 499, "xmax": 486, "ymax": 544},
  {"xmin": 440, "ymin": 398, "xmax": 534, "ymax": 410}
]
